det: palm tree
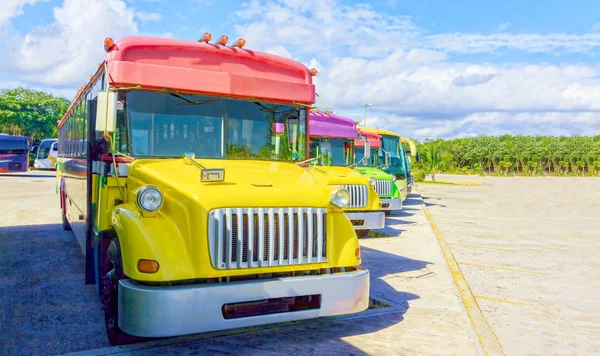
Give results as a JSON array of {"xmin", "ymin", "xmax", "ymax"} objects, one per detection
[{"xmin": 421, "ymin": 142, "xmax": 450, "ymax": 182}]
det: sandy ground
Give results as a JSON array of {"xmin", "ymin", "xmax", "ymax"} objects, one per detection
[
  {"xmin": 419, "ymin": 176, "xmax": 600, "ymax": 356},
  {"xmin": 0, "ymin": 172, "xmax": 480, "ymax": 355}
]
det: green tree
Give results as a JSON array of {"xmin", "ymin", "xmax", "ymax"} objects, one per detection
[
  {"xmin": 0, "ymin": 88, "xmax": 70, "ymax": 143},
  {"xmin": 420, "ymin": 142, "xmax": 450, "ymax": 182}
]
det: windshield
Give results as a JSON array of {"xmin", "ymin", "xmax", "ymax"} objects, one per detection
[
  {"xmin": 37, "ymin": 140, "xmax": 56, "ymax": 159},
  {"xmin": 0, "ymin": 137, "xmax": 27, "ymax": 154},
  {"xmin": 310, "ymin": 138, "xmax": 353, "ymax": 166},
  {"xmin": 380, "ymin": 135, "xmax": 407, "ymax": 178},
  {"xmin": 356, "ymin": 147, "xmax": 379, "ymax": 167},
  {"xmin": 118, "ymin": 91, "xmax": 307, "ymax": 162}
]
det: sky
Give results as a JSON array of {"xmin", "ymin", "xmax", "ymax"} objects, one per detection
[{"xmin": 1, "ymin": 0, "xmax": 600, "ymax": 139}]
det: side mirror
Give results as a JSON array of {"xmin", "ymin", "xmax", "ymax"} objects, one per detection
[
  {"xmin": 95, "ymin": 90, "xmax": 117, "ymax": 133},
  {"xmin": 363, "ymin": 140, "xmax": 371, "ymax": 159},
  {"xmin": 385, "ymin": 151, "xmax": 391, "ymax": 167}
]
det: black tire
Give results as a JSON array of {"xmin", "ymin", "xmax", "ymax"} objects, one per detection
[
  {"xmin": 61, "ymin": 191, "xmax": 72, "ymax": 231},
  {"xmin": 356, "ymin": 229, "xmax": 370, "ymax": 238},
  {"xmin": 384, "ymin": 210, "xmax": 392, "ymax": 216},
  {"xmin": 62, "ymin": 213, "xmax": 72, "ymax": 231},
  {"xmin": 101, "ymin": 238, "xmax": 143, "ymax": 346}
]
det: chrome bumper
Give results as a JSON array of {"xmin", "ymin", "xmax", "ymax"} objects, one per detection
[
  {"xmin": 118, "ymin": 269, "xmax": 370, "ymax": 337},
  {"xmin": 380, "ymin": 198, "xmax": 402, "ymax": 211},
  {"xmin": 345, "ymin": 211, "xmax": 385, "ymax": 230}
]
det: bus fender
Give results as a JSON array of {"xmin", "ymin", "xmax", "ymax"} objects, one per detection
[{"xmin": 109, "ymin": 204, "xmax": 194, "ymax": 282}]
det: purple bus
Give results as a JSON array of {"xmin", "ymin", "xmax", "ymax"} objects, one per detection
[{"xmin": 0, "ymin": 134, "xmax": 29, "ymax": 173}]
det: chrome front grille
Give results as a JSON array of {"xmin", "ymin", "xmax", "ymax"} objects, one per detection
[
  {"xmin": 208, "ymin": 208, "xmax": 327, "ymax": 270},
  {"xmin": 375, "ymin": 180, "xmax": 391, "ymax": 196},
  {"xmin": 342, "ymin": 184, "xmax": 368, "ymax": 208}
]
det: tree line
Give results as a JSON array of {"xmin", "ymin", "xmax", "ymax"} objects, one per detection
[
  {"xmin": 0, "ymin": 88, "xmax": 70, "ymax": 144},
  {"xmin": 414, "ymin": 135, "xmax": 600, "ymax": 178}
]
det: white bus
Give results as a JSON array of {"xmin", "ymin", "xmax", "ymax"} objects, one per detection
[{"xmin": 33, "ymin": 138, "xmax": 58, "ymax": 169}]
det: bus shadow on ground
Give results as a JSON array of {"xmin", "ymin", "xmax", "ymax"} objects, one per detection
[
  {"xmin": 0, "ymin": 223, "xmax": 107, "ymax": 356},
  {"xmin": 106, "ymin": 247, "xmax": 427, "ymax": 355},
  {"xmin": 420, "ymin": 196, "xmax": 447, "ymax": 208},
  {"xmin": 0, "ymin": 222, "xmax": 428, "ymax": 355}
]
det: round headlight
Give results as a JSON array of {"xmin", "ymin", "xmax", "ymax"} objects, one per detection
[
  {"xmin": 330, "ymin": 187, "xmax": 350, "ymax": 208},
  {"xmin": 137, "ymin": 186, "xmax": 163, "ymax": 212},
  {"xmin": 368, "ymin": 177, "xmax": 376, "ymax": 187}
]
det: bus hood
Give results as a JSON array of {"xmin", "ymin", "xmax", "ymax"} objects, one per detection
[
  {"xmin": 354, "ymin": 167, "xmax": 394, "ymax": 181},
  {"xmin": 310, "ymin": 165, "xmax": 370, "ymax": 186},
  {"xmin": 128, "ymin": 158, "xmax": 333, "ymax": 209}
]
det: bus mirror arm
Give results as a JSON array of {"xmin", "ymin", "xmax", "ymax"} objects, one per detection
[{"xmin": 183, "ymin": 153, "xmax": 225, "ymax": 182}]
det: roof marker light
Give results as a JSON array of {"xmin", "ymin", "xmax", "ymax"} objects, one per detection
[
  {"xmin": 230, "ymin": 38, "xmax": 246, "ymax": 48},
  {"xmin": 104, "ymin": 37, "xmax": 115, "ymax": 52},
  {"xmin": 310, "ymin": 68, "xmax": 318, "ymax": 76},
  {"xmin": 324, "ymin": 110, "xmax": 329, "ymax": 114},
  {"xmin": 199, "ymin": 32, "xmax": 212, "ymax": 42},
  {"xmin": 217, "ymin": 35, "xmax": 229, "ymax": 45}
]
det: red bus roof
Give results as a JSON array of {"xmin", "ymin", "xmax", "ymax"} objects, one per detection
[
  {"xmin": 107, "ymin": 36, "xmax": 315, "ymax": 104},
  {"xmin": 356, "ymin": 129, "xmax": 381, "ymax": 148},
  {"xmin": 59, "ymin": 36, "xmax": 316, "ymax": 128}
]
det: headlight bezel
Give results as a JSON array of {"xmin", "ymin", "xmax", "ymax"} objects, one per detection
[
  {"xmin": 330, "ymin": 187, "xmax": 351, "ymax": 209},
  {"xmin": 368, "ymin": 177, "xmax": 376, "ymax": 187},
  {"xmin": 136, "ymin": 185, "xmax": 163, "ymax": 213}
]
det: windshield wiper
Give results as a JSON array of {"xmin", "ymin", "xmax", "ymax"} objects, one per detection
[
  {"xmin": 251, "ymin": 97, "xmax": 296, "ymax": 116},
  {"xmin": 170, "ymin": 93, "xmax": 220, "ymax": 106},
  {"xmin": 165, "ymin": 91, "xmax": 220, "ymax": 106}
]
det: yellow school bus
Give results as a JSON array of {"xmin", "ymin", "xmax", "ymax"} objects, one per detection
[{"xmin": 57, "ymin": 35, "xmax": 369, "ymax": 345}]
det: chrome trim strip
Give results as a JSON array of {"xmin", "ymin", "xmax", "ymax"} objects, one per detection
[
  {"xmin": 208, "ymin": 207, "xmax": 327, "ymax": 269},
  {"xmin": 380, "ymin": 198, "xmax": 402, "ymax": 211},
  {"xmin": 375, "ymin": 180, "xmax": 391, "ymax": 196},
  {"xmin": 341, "ymin": 184, "xmax": 368, "ymax": 208},
  {"xmin": 118, "ymin": 270, "xmax": 370, "ymax": 338},
  {"xmin": 344, "ymin": 212, "xmax": 386, "ymax": 230}
]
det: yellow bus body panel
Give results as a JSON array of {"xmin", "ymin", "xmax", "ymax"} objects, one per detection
[
  {"xmin": 107, "ymin": 158, "xmax": 361, "ymax": 282},
  {"xmin": 310, "ymin": 166, "xmax": 381, "ymax": 212}
]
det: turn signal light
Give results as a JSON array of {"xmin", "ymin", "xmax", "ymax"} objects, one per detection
[
  {"xmin": 231, "ymin": 38, "xmax": 246, "ymax": 48},
  {"xmin": 138, "ymin": 259, "xmax": 160, "ymax": 273},
  {"xmin": 104, "ymin": 37, "xmax": 115, "ymax": 52},
  {"xmin": 310, "ymin": 68, "xmax": 318, "ymax": 76},
  {"xmin": 217, "ymin": 35, "xmax": 229, "ymax": 45},
  {"xmin": 199, "ymin": 32, "xmax": 212, "ymax": 42},
  {"xmin": 355, "ymin": 248, "xmax": 361, "ymax": 259}
]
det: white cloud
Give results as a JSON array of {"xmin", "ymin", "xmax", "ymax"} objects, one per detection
[
  {"xmin": 593, "ymin": 23, "xmax": 600, "ymax": 31},
  {"xmin": 135, "ymin": 11, "xmax": 162, "ymax": 22},
  {"xmin": 424, "ymin": 32, "xmax": 600, "ymax": 54},
  {"xmin": 266, "ymin": 45, "xmax": 292, "ymax": 58},
  {"xmin": 3, "ymin": 0, "xmax": 139, "ymax": 88},
  {"xmin": 2, "ymin": 0, "xmax": 600, "ymax": 139},
  {"xmin": 234, "ymin": 0, "xmax": 421, "ymax": 59},
  {"xmin": 0, "ymin": 0, "xmax": 47, "ymax": 26},
  {"xmin": 233, "ymin": 0, "xmax": 600, "ymax": 139},
  {"xmin": 498, "ymin": 22, "xmax": 511, "ymax": 31}
]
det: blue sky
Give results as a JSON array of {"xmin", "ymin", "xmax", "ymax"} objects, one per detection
[{"xmin": 1, "ymin": 0, "xmax": 600, "ymax": 139}]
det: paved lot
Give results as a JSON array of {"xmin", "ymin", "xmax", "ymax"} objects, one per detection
[
  {"xmin": 420, "ymin": 177, "xmax": 600, "ymax": 356},
  {"xmin": 0, "ymin": 172, "xmax": 480, "ymax": 355}
]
